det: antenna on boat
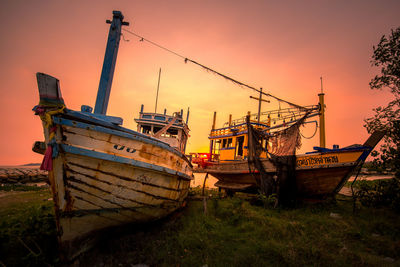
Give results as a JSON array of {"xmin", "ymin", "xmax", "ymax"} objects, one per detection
[
  {"xmin": 155, "ymin": 68, "xmax": 162, "ymax": 113},
  {"xmin": 249, "ymin": 87, "xmax": 270, "ymax": 123},
  {"xmin": 320, "ymin": 76, "xmax": 324, "ymax": 93},
  {"xmin": 319, "ymin": 76, "xmax": 326, "ymax": 148},
  {"xmin": 212, "ymin": 112, "xmax": 217, "ymax": 130},
  {"xmin": 94, "ymin": 11, "xmax": 129, "ymax": 115},
  {"xmin": 186, "ymin": 107, "xmax": 190, "ymax": 124},
  {"xmin": 257, "ymin": 88, "xmax": 262, "ymax": 123}
]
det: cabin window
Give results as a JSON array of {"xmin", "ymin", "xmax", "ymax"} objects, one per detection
[
  {"xmin": 141, "ymin": 125, "xmax": 151, "ymax": 134},
  {"xmin": 222, "ymin": 139, "xmax": 227, "ymax": 148},
  {"xmin": 153, "ymin": 127, "xmax": 162, "ymax": 134},
  {"xmin": 227, "ymin": 138, "xmax": 232, "ymax": 147},
  {"xmin": 154, "ymin": 116, "xmax": 165, "ymax": 121},
  {"xmin": 167, "ymin": 129, "xmax": 178, "ymax": 135},
  {"xmin": 214, "ymin": 140, "xmax": 221, "ymax": 154},
  {"xmin": 142, "ymin": 114, "xmax": 152, "ymax": 119},
  {"xmin": 222, "ymin": 138, "xmax": 233, "ymax": 148},
  {"xmin": 236, "ymin": 136, "xmax": 244, "ymax": 156}
]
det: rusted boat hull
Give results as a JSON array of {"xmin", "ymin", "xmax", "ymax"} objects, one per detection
[
  {"xmin": 295, "ymin": 165, "xmax": 354, "ymax": 197},
  {"xmin": 294, "ymin": 150, "xmax": 363, "ymax": 198},
  {"xmin": 54, "ymin": 151, "xmax": 190, "ymax": 259},
  {"xmin": 202, "ymin": 149, "xmax": 369, "ymax": 198},
  {"xmin": 205, "ymin": 160, "xmax": 274, "ymax": 192},
  {"xmin": 38, "ymin": 111, "xmax": 192, "ymax": 260}
]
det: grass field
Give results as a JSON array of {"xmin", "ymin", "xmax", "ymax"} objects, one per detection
[{"xmin": 1, "ymin": 185, "xmax": 399, "ymax": 266}]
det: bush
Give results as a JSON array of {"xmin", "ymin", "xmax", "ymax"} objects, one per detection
[
  {"xmin": 355, "ymin": 178, "xmax": 400, "ymax": 212},
  {"xmin": 252, "ymin": 192, "xmax": 278, "ymax": 208}
]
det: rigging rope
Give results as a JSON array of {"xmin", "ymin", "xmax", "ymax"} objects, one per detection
[
  {"xmin": 122, "ymin": 28, "xmax": 308, "ymax": 110},
  {"xmin": 299, "ymin": 121, "xmax": 318, "ymax": 139}
]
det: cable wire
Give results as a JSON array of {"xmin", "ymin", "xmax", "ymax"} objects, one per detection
[
  {"xmin": 122, "ymin": 28, "xmax": 309, "ymax": 110},
  {"xmin": 299, "ymin": 121, "xmax": 318, "ymax": 139}
]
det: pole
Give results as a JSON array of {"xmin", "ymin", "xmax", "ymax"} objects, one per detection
[
  {"xmin": 94, "ymin": 11, "xmax": 129, "ymax": 115},
  {"xmin": 210, "ymin": 112, "xmax": 217, "ymax": 155},
  {"xmin": 257, "ymin": 87, "xmax": 263, "ymax": 123},
  {"xmin": 155, "ymin": 68, "xmax": 161, "ymax": 113},
  {"xmin": 212, "ymin": 111, "xmax": 217, "ymax": 130},
  {"xmin": 319, "ymin": 77, "xmax": 326, "ymax": 148},
  {"xmin": 186, "ymin": 107, "xmax": 190, "ymax": 124}
]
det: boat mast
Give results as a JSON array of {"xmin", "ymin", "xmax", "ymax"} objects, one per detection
[
  {"xmin": 257, "ymin": 87, "xmax": 262, "ymax": 123},
  {"xmin": 94, "ymin": 11, "xmax": 129, "ymax": 115},
  {"xmin": 319, "ymin": 77, "xmax": 326, "ymax": 148},
  {"xmin": 155, "ymin": 68, "xmax": 162, "ymax": 113},
  {"xmin": 249, "ymin": 87, "xmax": 270, "ymax": 123},
  {"xmin": 210, "ymin": 111, "xmax": 217, "ymax": 155}
]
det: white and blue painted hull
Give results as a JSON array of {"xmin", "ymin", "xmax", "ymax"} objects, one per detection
[
  {"xmin": 33, "ymin": 10, "xmax": 192, "ymax": 260},
  {"xmin": 42, "ymin": 111, "xmax": 192, "ymax": 260}
]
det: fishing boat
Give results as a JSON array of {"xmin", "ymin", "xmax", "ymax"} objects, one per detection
[
  {"xmin": 33, "ymin": 11, "xmax": 192, "ymax": 260},
  {"xmin": 196, "ymin": 88, "xmax": 384, "ymax": 200}
]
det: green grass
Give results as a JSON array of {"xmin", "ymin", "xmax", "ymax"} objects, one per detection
[
  {"xmin": 0, "ymin": 183, "xmax": 46, "ymax": 192},
  {"xmin": 1, "ymin": 187, "xmax": 400, "ymax": 266},
  {"xmin": 0, "ymin": 187, "xmax": 58, "ymax": 266},
  {"xmin": 80, "ymin": 190, "xmax": 400, "ymax": 266}
]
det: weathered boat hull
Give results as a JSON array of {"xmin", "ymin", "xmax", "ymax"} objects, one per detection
[
  {"xmin": 295, "ymin": 150, "xmax": 363, "ymax": 197},
  {"xmin": 34, "ymin": 11, "xmax": 193, "ymax": 261},
  {"xmin": 55, "ymin": 152, "xmax": 190, "ymax": 259},
  {"xmin": 295, "ymin": 165, "xmax": 354, "ymax": 197},
  {"xmin": 39, "ymin": 112, "xmax": 192, "ymax": 260},
  {"xmin": 202, "ymin": 149, "xmax": 368, "ymax": 198}
]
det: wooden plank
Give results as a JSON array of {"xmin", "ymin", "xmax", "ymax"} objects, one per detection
[{"xmin": 62, "ymin": 125, "xmax": 191, "ymax": 175}]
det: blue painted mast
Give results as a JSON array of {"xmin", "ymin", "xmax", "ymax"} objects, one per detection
[{"xmin": 94, "ymin": 11, "xmax": 129, "ymax": 115}]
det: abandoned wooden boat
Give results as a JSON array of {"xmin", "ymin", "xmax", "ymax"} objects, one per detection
[
  {"xmin": 33, "ymin": 11, "xmax": 192, "ymax": 260},
  {"xmin": 196, "ymin": 90, "xmax": 384, "ymax": 199}
]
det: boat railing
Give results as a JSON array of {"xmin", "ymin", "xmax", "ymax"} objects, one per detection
[
  {"xmin": 136, "ymin": 112, "xmax": 188, "ymax": 129},
  {"xmin": 225, "ymin": 105, "xmax": 320, "ymax": 128},
  {"xmin": 210, "ymin": 121, "xmax": 270, "ymax": 138},
  {"xmin": 210, "ymin": 123, "xmax": 247, "ymax": 137}
]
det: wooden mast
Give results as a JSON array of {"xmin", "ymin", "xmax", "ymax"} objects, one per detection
[
  {"xmin": 155, "ymin": 68, "xmax": 162, "ymax": 113},
  {"xmin": 94, "ymin": 11, "xmax": 129, "ymax": 115},
  {"xmin": 249, "ymin": 87, "xmax": 270, "ymax": 123},
  {"xmin": 257, "ymin": 88, "xmax": 262, "ymax": 123},
  {"xmin": 210, "ymin": 112, "xmax": 217, "ymax": 155},
  {"xmin": 319, "ymin": 77, "xmax": 326, "ymax": 148}
]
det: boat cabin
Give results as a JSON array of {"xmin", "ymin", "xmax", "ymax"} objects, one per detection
[
  {"xmin": 135, "ymin": 105, "xmax": 190, "ymax": 153},
  {"xmin": 209, "ymin": 113, "xmax": 271, "ymax": 162},
  {"xmin": 207, "ymin": 106, "xmax": 320, "ymax": 163}
]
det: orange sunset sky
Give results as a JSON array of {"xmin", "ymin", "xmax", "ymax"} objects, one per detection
[{"xmin": 0, "ymin": 0, "xmax": 399, "ymax": 165}]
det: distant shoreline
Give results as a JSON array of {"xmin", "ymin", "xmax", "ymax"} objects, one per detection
[{"xmin": 0, "ymin": 163, "xmax": 41, "ymax": 168}]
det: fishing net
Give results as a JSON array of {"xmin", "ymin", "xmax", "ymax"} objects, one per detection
[
  {"xmin": 247, "ymin": 114, "xmax": 308, "ymax": 206},
  {"xmin": 268, "ymin": 122, "xmax": 302, "ymax": 156}
]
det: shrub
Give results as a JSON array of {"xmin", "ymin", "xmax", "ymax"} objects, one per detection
[{"xmin": 355, "ymin": 178, "xmax": 400, "ymax": 212}]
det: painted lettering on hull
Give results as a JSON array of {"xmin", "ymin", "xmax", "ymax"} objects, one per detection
[
  {"xmin": 296, "ymin": 151, "xmax": 363, "ymax": 168},
  {"xmin": 297, "ymin": 155, "xmax": 339, "ymax": 167},
  {"xmin": 113, "ymin": 144, "xmax": 136, "ymax": 154}
]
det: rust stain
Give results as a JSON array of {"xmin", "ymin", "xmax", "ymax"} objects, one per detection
[
  {"xmin": 95, "ymin": 162, "xmax": 101, "ymax": 180},
  {"xmin": 138, "ymin": 144, "xmax": 166, "ymax": 163},
  {"xmin": 64, "ymin": 169, "xmax": 75, "ymax": 212},
  {"xmin": 138, "ymin": 145, "xmax": 151, "ymax": 160},
  {"xmin": 107, "ymin": 134, "xmax": 112, "ymax": 143}
]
